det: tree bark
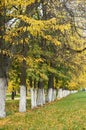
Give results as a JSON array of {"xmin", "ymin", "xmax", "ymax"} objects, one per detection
[
  {"xmin": 11, "ymin": 87, "xmax": 15, "ymax": 100},
  {"xmin": 47, "ymin": 88, "xmax": 53, "ymax": 102},
  {"xmin": 0, "ymin": 4, "xmax": 9, "ymax": 118},
  {"xmin": 19, "ymin": 59, "xmax": 27, "ymax": 112},
  {"xmin": 37, "ymin": 88, "xmax": 43, "ymax": 106},
  {"xmin": 19, "ymin": 85, "xmax": 26, "ymax": 112},
  {"xmin": 37, "ymin": 79, "xmax": 45, "ymax": 106},
  {"xmin": 34, "ymin": 88, "xmax": 37, "ymax": 107},
  {"xmin": 52, "ymin": 88, "xmax": 57, "ymax": 101},
  {"xmin": 31, "ymin": 88, "xmax": 37, "ymax": 109},
  {"xmin": 34, "ymin": 79, "xmax": 37, "ymax": 107},
  {"xmin": 57, "ymin": 88, "xmax": 63, "ymax": 99},
  {"xmin": 47, "ymin": 73, "xmax": 54, "ymax": 102},
  {"xmin": 0, "ymin": 78, "xmax": 7, "ymax": 118}
]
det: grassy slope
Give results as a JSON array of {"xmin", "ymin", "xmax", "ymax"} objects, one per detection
[{"xmin": 0, "ymin": 92, "xmax": 86, "ymax": 130}]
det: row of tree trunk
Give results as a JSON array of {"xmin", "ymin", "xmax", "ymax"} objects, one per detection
[
  {"xmin": 30, "ymin": 88, "xmax": 78, "ymax": 109},
  {"xmin": 19, "ymin": 74, "xmax": 78, "ymax": 112},
  {"xmin": 0, "ymin": 75, "xmax": 78, "ymax": 118}
]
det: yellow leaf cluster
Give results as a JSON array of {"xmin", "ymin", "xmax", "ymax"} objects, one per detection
[
  {"xmin": 0, "ymin": 49, "xmax": 13, "ymax": 57},
  {"xmin": 8, "ymin": 80, "xmax": 18, "ymax": 92},
  {"xmin": 35, "ymin": 58, "xmax": 43, "ymax": 63},
  {"xmin": 56, "ymin": 24, "xmax": 71, "ymax": 33},
  {"xmin": 4, "ymin": 0, "xmax": 36, "ymax": 7},
  {"xmin": 43, "ymin": 35, "xmax": 61, "ymax": 46},
  {"xmin": 40, "ymin": 73, "xmax": 48, "ymax": 80}
]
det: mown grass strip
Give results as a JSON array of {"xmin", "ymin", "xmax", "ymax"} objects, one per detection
[{"xmin": 0, "ymin": 92, "xmax": 86, "ymax": 130}]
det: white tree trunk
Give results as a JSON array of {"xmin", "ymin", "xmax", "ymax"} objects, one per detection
[
  {"xmin": 43, "ymin": 89, "xmax": 45, "ymax": 104},
  {"xmin": 63, "ymin": 90, "xmax": 65, "ymax": 97},
  {"xmin": 70, "ymin": 90, "xmax": 74, "ymax": 94},
  {"xmin": 57, "ymin": 89, "xmax": 63, "ymax": 99},
  {"xmin": 63, "ymin": 90, "xmax": 67, "ymax": 97},
  {"xmin": 34, "ymin": 88, "xmax": 37, "ymax": 107},
  {"xmin": 52, "ymin": 89, "xmax": 57, "ymax": 101},
  {"xmin": 37, "ymin": 88, "xmax": 43, "ymax": 106},
  {"xmin": 67, "ymin": 90, "xmax": 70, "ymax": 95},
  {"xmin": 37, "ymin": 88, "xmax": 44, "ymax": 106},
  {"xmin": 47, "ymin": 88, "xmax": 53, "ymax": 102},
  {"xmin": 74, "ymin": 90, "xmax": 78, "ymax": 93},
  {"xmin": 19, "ymin": 85, "xmax": 26, "ymax": 112},
  {"xmin": 0, "ymin": 78, "xmax": 7, "ymax": 118},
  {"xmin": 30, "ymin": 88, "xmax": 37, "ymax": 109},
  {"xmin": 31, "ymin": 88, "xmax": 35, "ymax": 109}
]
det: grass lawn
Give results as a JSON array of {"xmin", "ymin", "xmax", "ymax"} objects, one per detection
[
  {"xmin": 6, "ymin": 93, "xmax": 20, "ymax": 99},
  {"xmin": 0, "ymin": 92, "xmax": 86, "ymax": 130}
]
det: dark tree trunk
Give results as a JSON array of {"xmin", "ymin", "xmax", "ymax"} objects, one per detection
[
  {"xmin": 47, "ymin": 73, "xmax": 54, "ymax": 102},
  {"xmin": 30, "ymin": 77, "xmax": 37, "ymax": 109},
  {"xmin": 11, "ymin": 88, "xmax": 15, "ymax": 100},
  {"xmin": 19, "ymin": 40, "xmax": 27, "ymax": 112},
  {"xmin": 34, "ymin": 79, "xmax": 36, "ymax": 88},
  {"xmin": 0, "ymin": 6, "xmax": 8, "ymax": 118},
  {"xmin": 37, "ymin": 79, "xmax": 45, "ymax": 106},
  {"xmin": 29, "ymin": 76, "xmax": 33, "ymax": 88},
  {"xmin": 19, "ymin": 59, "xmax": 27, "ymax": 112},
  {"xmin": 48, "ymin": 73, "xmax": 54, "ymax": 89}
]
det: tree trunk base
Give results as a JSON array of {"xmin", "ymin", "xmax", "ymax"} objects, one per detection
[{"xmin": 0, "ymin": 78, "xmax": 7, "ymax": 118}]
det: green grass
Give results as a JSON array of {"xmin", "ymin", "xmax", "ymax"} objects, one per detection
[
  {"xmin": 0, "ymin": 92, "xmax": 86, "ymax": 130},
  {"xmin": 6, "ymin": 93, "xmax": 20, "ymax": 99},
  {"xmin": 6, "ymin": 93, "xmax": 30, "ymax": 100}
]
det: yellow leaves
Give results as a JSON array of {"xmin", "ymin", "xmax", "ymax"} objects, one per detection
[
  {"xmin": 28, "ymin": 25, "xmax": 42, "ymax": 36},
  {"xmin": 77, "ymin": 71, "xmax": 86, "ymax": 89},
  {"xmin": 40, "ymin": 73, "xmax": 48, "ymax": 80},
  {"xmin": 26, "ymin": 56, "xmax": 34, "ymax": 67},
  {"xmin": 8, "ymin": 81, "xmax": 13, "ymax": 92},
  {"xmin": 23, "ymin": 26, "xmax": 27, "ymax": 32},
  {"xmin": 5, "ymin": 0, "xmax": 37, "ymax": 8},
  {"xmin": 43, "ymin": 35, "xmax": 61, "ymax": 46},
  {"xmin": 68, "ymin": 81, "xmax": 78, "ymax": 90},
  {"xmin": 57, "ymin": 80, "xmax": 63, "ymax": 88},
  {"xmin": 18, "ymin": 15, "xmax": 56, "ymax": 33},
  {"xmin": 47, "ymin": 66, "xmax": 57, "ymax": 74},
  {"xmin": 8, "ymin": 80, "xmax": 18, "ymax": 92},
  {"xmin": 55, "ymin": 24, "xmax": 71, "ymax": 33},
  {"xmin": 20, "ymin": 39, "xmax": 23, "ymax": 44},
  {"xmin": 5, "ymin": 26, "xmax": 30, "ymax": 44},
  {"xmin": 16, "ymin": 15, "xmax": 70, "ymax": 45},
  {"xmin": 3, "ymin": 35, "xmax": 10, "ymax": 42},
  {"xmin": 4, "ymin": 0, "xmax": 72, "ymax": 48},
  {"xmin": 11, "ymin": 55, "xmax": 26, "ymax": 64},
  {"xmin": 53, "ymin": 39, "xmax": 61, "ymax": 46},
  {"xmin": 35, "ymin": 58, "xmax": 43, "ymax": 63},
  {"xmin": 44, "ymin": 35, "xmax": 52, "ymax": 41},
  {"xmin": 68, "ymin": 73, "xmax": 81, "ymax": 90},
  {"xmin": 0, "ymin": 49, "xmax": 13, "ymax": 57},
  {"xmin": 18, "ymin": 15, "xmax": 44, "ymax": 36},
  {"xmin": 25, "ymin": 38, "xmax": 29, "ymax": 43},
  {"xmin": 18, "ymin": 16, "xmax": 56, "ymax": 32},
  {"xmin": 26, "ymin": 56, "xmax": 43, "ymax": 67},
  {"xmin": 14, "ymin": 54, "xmax": 43, "ymax": 67}
]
